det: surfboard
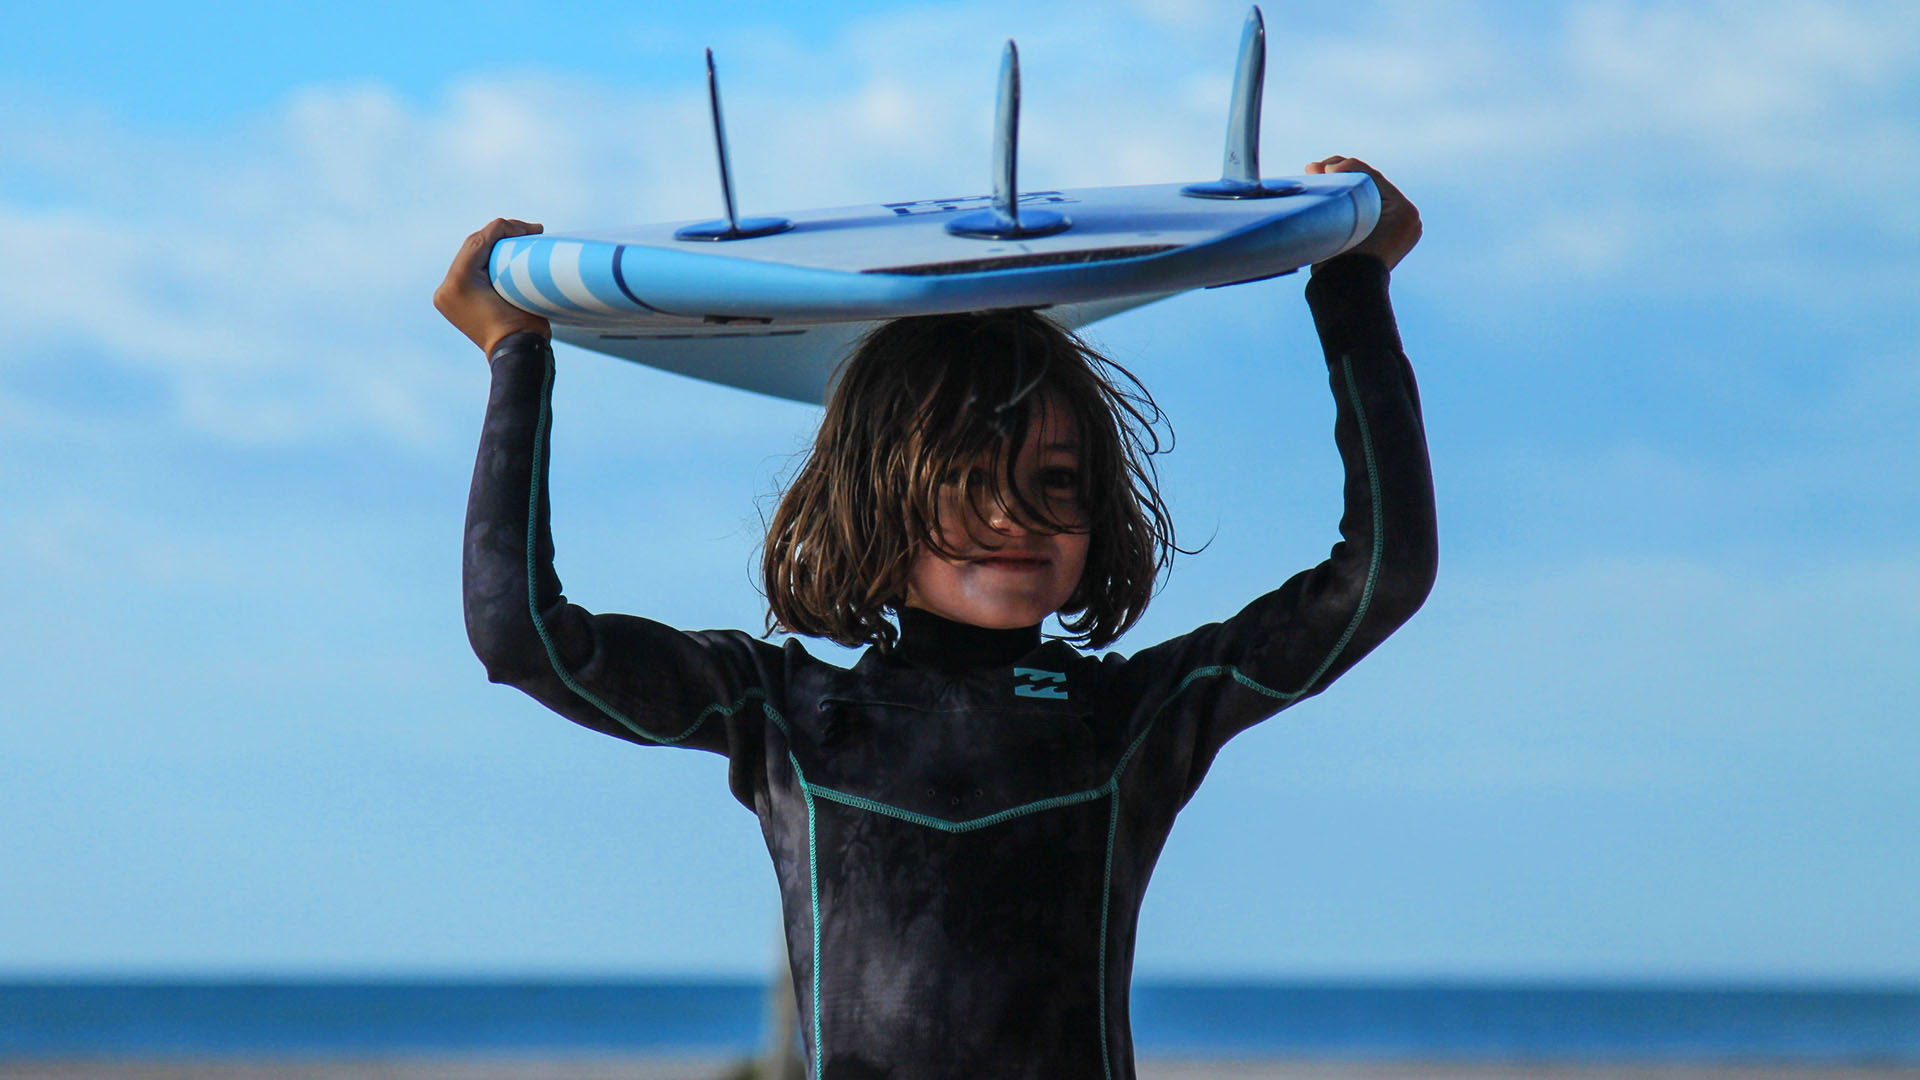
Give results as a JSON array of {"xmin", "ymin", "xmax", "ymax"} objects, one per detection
[{"xmin": 489, "ymin": 7, "xmax": 1373, "ymax": 404}]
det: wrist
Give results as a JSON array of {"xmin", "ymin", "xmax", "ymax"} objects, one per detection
[
  {"xmin": 1310, "ymin": 250, "xmax": 1389, "ymax": 278},
  {"xmin": 487, "ymin": 329, "xmax": 552, "ymax": 364},
  {"xmin": 482, "ymin": 322, "xmax": 550, "ymax": 356}
]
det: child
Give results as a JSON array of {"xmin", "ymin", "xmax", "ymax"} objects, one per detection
[{"xmin": 437, "ymin": 156, "xmax": 1435, "ymax": 1080}]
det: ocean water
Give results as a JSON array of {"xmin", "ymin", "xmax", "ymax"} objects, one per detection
[{"xmin": 1, "ymin": 980, "xmax": 1916, "ymax": 1062}]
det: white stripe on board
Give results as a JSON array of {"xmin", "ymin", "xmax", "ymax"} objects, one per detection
[
  {"xmin": 548, "ymin": 242, "xmax": 622, "ymax": 315},
  {"xmin": 488, "ymin": 238, "xmax": 519, "ymax": 298},
  {"xmin": 508, "ymin": 246, "xmax": 563, "ymax": 315}
]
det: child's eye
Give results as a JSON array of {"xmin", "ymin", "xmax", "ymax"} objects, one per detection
[{"xmin": 1042, "ymin": 467, "xmax": 1079, "ymax": 490}]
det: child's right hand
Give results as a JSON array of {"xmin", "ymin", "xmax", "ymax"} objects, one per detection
[
  {"xmin": 1306, "ymin": 156, "xmax": 1422, "ymax": 271},
  {"xmin": 433, "ymin": 218, "xmax": 552, "ymax": 354}
]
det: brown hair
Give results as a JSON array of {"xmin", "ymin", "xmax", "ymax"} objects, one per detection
[{"xmin": 761, "ymin": 308, "xmax": 1178, "ymax": 651}]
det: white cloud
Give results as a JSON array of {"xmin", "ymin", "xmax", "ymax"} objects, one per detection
[
  {"xmin": 0, "ymin": 0, "xmax": 1913, "ymax": 449},
  {"xmin": 1223, "ymin": 551, "xmax": 1920, "ymax": 799},
  {"xmin": 3, "ymin": 0, "xmax": 1914, "ymax": 980},
  {"xmin": 1567, "ymin": 0, "xmax": 1919, "ymax": 134}
]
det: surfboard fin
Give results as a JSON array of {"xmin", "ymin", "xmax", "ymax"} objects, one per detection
[
  {"xmin": 948, "ymin": 40, "xmax": 1072, "ymax": 240},
  {"xmin": 1183, "ymin": 6, "xmax": 1303, "ymax": 199},
  {"xmin": 677, "ymin": 49, "xmax": 795, "ymax": 241}
]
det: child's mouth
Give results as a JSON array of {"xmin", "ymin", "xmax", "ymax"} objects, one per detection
[{"xmin": 974, "ymin": 556, "xmax": 1049, "ymax": 571}]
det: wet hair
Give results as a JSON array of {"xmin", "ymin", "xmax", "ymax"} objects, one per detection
[{"xmin": 761, "ymin": 308, "xmax": 1178, "ymax": 651}]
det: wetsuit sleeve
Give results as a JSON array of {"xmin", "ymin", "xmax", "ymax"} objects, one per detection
[
  {"xmin": 463, "ymin": 332, "xmax": 774, "ymax": 760},
  {"xmin": 1114, "ymin": 253, "xmax": 1438, "ymax": 800}
]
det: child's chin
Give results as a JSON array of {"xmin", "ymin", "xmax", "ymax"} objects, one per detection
[{"xmin": 966, "ymin": 598, "xmax": 1054, "ymax": 628}]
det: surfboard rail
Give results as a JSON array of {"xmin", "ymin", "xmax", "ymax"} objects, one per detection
[{"xmin": 491, "ymin": 173, "xmax": 1377, "ymax": 328}]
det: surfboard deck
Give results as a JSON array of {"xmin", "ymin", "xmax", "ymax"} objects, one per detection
[{"xmin": 489, "ymin": 171, "xmax": 1377, "ymax": 403}]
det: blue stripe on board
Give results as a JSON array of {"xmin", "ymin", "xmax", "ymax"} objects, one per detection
[
  {"xmin": 2, "ymin": 981, "xmax": 1917, "ymax": 1062},
  {"xmin": 524, "ymin": 241, "xmax": 572, "ymax": 314},
  {"xmin": 572, "ymin": 242, "xmax": 634, "ymax": 312},
  {"xmin": 609, "ymin": 244, "xmax": 656, "ymax": 312},
  {"xmin": 489, "ymin": 240, "xmax": 539, "ymax": 313}
]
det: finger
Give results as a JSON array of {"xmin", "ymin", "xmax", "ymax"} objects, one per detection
[
  {"xmin": 452, "ymin": 232, "xmax": 497, "ymax": 279},
  {"xmin": 447, "ymin": 233, "xmax": 489, "ymax": 284},
  {"xmin": 1355, "ymin": 164, "xmax": 1406, "ymax": 206},
  {"xmin": 1321, "ymin": 157, "xmax": 1408, "ymax": 203},
  {"xmin": 454, "ymin": 222, "xmax": 506, "ymax": 270},
  {"xmin": 477, "ymin": 217, "xmax": 526, "ymax": 242},
  {"xmin": 478, "ymin": 220, "xmax": 542, "ymax": 271},
  {"xmin": 467, "ymin": 218, "xmax": 542, "ymax": 250},
  {"xmin": 455, "ymin": 219, "xmax": 539, "ymax": 278}
]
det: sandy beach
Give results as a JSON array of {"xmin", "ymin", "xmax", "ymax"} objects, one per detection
[{"xmin": 3, "ymin": 1061, "xmax": 1917, "ymax": 1080}]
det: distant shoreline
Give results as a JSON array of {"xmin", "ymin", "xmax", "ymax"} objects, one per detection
[
  {"xmin": 6, "ymin": 980, "xmax": 1916, "ymax": 1066},
  {"xmin": 3, "ymin": 1059, "xmax": 1919, "ymax": 1080}
]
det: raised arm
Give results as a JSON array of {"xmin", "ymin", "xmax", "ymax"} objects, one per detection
[
  {"xmin": 441, "ymin": 221, "xmax": 775, "ymax": 765},
  {"xmin": 1113, "ymin": 159, "xmax": 1437, "ymax": 798}
]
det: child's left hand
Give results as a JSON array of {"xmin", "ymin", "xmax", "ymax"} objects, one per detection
[
  {"xmin": 1306, "ymin": 156, "xmax": 1422, "ymax": 271},
  {"xmin": 433, "ymin": 218, "xmax": 552, "ymax": 354}
]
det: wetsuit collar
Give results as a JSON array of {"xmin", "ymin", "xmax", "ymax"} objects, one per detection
[{"xmin": 894, "ymin": 606, "xmax": 1041, "ymax": 670}]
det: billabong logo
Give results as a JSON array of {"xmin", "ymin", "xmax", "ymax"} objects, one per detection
[{"xmin": 1012, "ymin": 667, "xmax": 1068, "ymax": 700}]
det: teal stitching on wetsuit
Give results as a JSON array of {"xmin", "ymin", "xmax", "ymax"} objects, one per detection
[
  {"xmin": 1134, "ymin": 354, "xmax": 1386, "ymax": 710},
  {"xmin": 810, "ymin": 782, "xmax": 1113, "ymax": 832},
  {"xmin": 520, "ymin": 343, "xmax": 1386, "ymax": 1076},
  {"xmin": 760, "ymin": 702, "xmax": 1116, "ymax": 1074},
  {"xmin": 757, "ymin": 707, "xmax": 820, "ymax": 1077},
  {"xmin": 803, "ymin": 766, "xmax": 822, "ymax": 1080},
  {"xmin": 711, "ymin": 352, "xmax": 1388, "ymax": 1076},
  {"xmin": 1297, "ymin": 353, "xmax": 1385, "ymax": 694},
  {"xmin": 748, "ymin": 701, "xmax": 822, "ymax": 1079},
  {"xmin": 732, "ymin": 700, "xmax": 824, "ymax": 1079},
  {"xmin": 522, "ymin": 350, "xmax": 808, "ymax": 1061},
  {"xmin": 525, "ymin": 352, "xmax": 729, "ymax": 746},
  {"xmin": 1097, "ymin": 792, "xmax": 1120, "ymax": 1080},
  {"xmin": 762, "ymin": 704, "xmax": 1119, "ymax": 831}
]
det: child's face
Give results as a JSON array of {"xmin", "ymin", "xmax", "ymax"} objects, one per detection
[{"xmin": 904, "ymin": 401, "xmax": 1090, "ymax": 631}]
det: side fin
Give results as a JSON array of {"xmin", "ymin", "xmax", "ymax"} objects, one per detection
[
  {"xmin": 1183, "ymin": 6, "xmax": 1303, "ymax": 199},
  {"xmin": 676, "ymin": 49, "xmax": 794, "ymax": 241},
  {"xmin": 948, "ymin": 40, "xmax": 1072, "ymax": 240}
]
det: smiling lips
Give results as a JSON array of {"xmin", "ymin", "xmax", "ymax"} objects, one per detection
[{"xmin": 972, "ymin": 555, "xmax": 1050, "ymax": 571}]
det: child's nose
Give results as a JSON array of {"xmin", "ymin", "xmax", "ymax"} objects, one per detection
[{"xmin": 986, "ymin": 501, "xmax": 1030, "ymax": 535}]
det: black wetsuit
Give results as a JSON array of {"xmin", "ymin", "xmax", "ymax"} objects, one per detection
[{"xmin": 463, "ymin": 252, "xmax": 1437, "ymax": 1080}]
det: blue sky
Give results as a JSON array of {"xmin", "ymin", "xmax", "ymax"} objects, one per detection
[{"xmin": 1, "ymin": 0, "xmax": 1915, "ymax": 980}]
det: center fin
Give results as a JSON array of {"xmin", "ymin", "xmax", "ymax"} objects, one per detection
[{"xmin": 948, "ymin": 41, "xmax": 1072, "ymax": 240}]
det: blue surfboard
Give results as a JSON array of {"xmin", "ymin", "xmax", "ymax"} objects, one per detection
[{"xmin": 490, "ymin": 7, "xmax": 1374, "ymax": 403}]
